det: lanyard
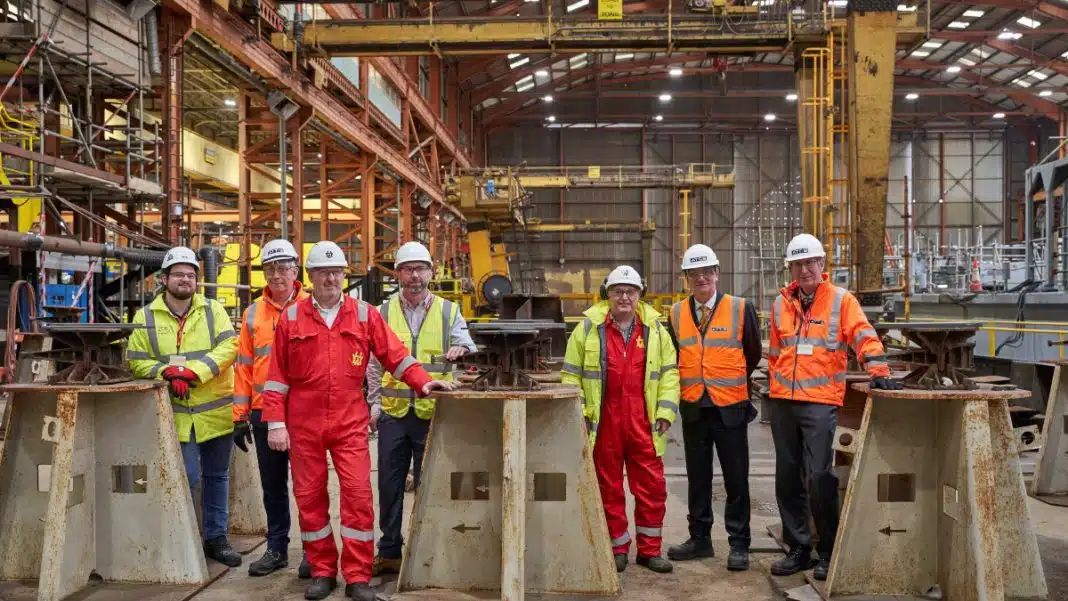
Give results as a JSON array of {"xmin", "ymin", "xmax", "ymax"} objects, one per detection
[{"xmin": 174, "ymin": 311, "xmax": 189, "ymax": 350}]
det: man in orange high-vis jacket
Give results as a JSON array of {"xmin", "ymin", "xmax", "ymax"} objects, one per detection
[
  {"xmin": 767, "ymin": 233, "xmax": 901, "ymax": 581},
  {"xmin": 665, "ymin": 244, "xmax": 762, "ymax": 572},
  {"xmin": 232, "ymin": 239, "xmax": 311, "ymax": 578}
]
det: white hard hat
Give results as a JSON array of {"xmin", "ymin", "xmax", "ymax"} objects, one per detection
[
  {"xmin": 261, "ymin": 239, "xmax": 299, "ymax": 264},
  {"xmin": 395, "ymin": 241, "xmax": 433, "ymax": 268},
  {"xmin": 785, "ymin": 233, "xmax": 826, "ymax": 262},
  {"xmin": 605, "ymin": 265, "xmax": 644, "ymax": 291},
  {"xmin": 681, "ymin": 244, "xmax": 719, "ymax": 270},
  {"xmin": 305, "ymin": 241, "xmax": 348, "ymax": 270},
  {"xmin": 162, "ymin": 246, "xmax": 199, "ymax": 271}
]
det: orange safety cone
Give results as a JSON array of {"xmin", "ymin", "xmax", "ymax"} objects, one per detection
[{"xmin": 969, "ymin": 258, "xmax": 983, "ymax": 292}]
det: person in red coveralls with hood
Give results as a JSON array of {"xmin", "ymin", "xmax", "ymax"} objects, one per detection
[{"xmin": 261, "ymin": 240, "xmax": 456, "ymax": 601}]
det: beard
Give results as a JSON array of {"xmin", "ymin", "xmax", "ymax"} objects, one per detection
[{"xmin": 167, "ymin": 286, "xmax": 194, "ymax": 300}]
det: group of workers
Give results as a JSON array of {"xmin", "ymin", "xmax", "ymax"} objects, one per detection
[
  {"xmin": 125, "ymin": 230, "xmax": 898, "ymax": 601},
  {"xmin": 561, "ymin": 233, "xmax": 899, "ymax": 580},
  {"xmin": 127, "ymin": 239, "xmax": 463, "ymax": 601}
]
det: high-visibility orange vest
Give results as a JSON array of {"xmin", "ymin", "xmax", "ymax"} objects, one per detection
[
  {"xmin": 669, "ymin": 294, "xmax": 749, "ymax": 406},
  {"xmin": 233, "ymin": 281, "xmax": 309, "ymax": 421},
  {"xmin": 767, "ymin": 276, "xmax": 889, "ymax": 406}
]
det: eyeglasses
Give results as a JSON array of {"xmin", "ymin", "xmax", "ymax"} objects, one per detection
[
  {"xmin": 167, "ymin": 272, "xmax": 197, "ymax": 280},
  {"xmin": 398, "ymin": 265, "xmax": 430, "ymax": 275},
  {"xmin": 609, "ymin": 288, "xmax": 640, "ymax": 298},
  {"xmin": 793, "ymin": 258, "xmax": 823, "ymax": 271},
  {"xmin": 315, "ymin": 269, "xmax": 346, "ymax": 279},
  {"xmin": 263, "ymin": 264, "xmax": 296, "ymax": 276},
  {"xmin": 686, "ymin": 268, "xmax": 717, "ymax": 279}
]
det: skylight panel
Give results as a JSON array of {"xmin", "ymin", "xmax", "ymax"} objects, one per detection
[
  {"xmin": 962, "ymin": 10, "xmax": 984, "ymax": 18},
  {"xmin": 911, "ymin": 51, "xmax": 931, "ymax": 57},
  {"xmin": 509, "ymin": 57, "xmax": 530, "ymax": 69},
  {"xmin": 922, "ymin": 41, "xmax": 943, "ymax": 49},
  {"xmin": 1012, "ymin": 78, "xmax": 1032, "ymax": 88},
  {"xmin": 957, "ymin": 57, "xmax": 976, "ymax": 66},
  {"xmin": 947, "ymin": 21, "xmax": 969, "ymax": 29},
  {"xmin": 1027, "ymin": 69, "xmax": 1049, "ymax": 80},
  {"xmin": 566, "ymin": 0, "xmax": 589, "ymax": 11},
  {"xmin": 1017, "ymin": 16, "xmax": 1041, "ymax": 29}
]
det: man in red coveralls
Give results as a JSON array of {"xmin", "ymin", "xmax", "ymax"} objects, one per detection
[{"xmin": 262, "ymin": 240, "xmax": 456, "ymax": 601}]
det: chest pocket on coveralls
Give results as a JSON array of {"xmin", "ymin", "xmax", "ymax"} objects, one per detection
[
  {"xmin": 287, "ymin": 328, "xmax": 319, "ymax": 383},
  {"xmin": 337, "ymin": 322, "xmax": 367, "ymax": 391}
]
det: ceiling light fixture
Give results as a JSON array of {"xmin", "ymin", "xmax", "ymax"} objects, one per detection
[
  {"xmin": 992, "ymin": 112, "xmax": 1005, "ymax": 119},
  {"xmin": 535, "ymin": 69, "xmax": 549, "ymax": 77},
  {"xmin": 224, "ymin": 99, "xmax": 237, "ymax": 107},
  {"xmin": 764, "ymin": 113, "xmax": 776, "ymax": 122},
  {"xmin": 654, "ymin": 115, "xmax": 663, "ymax": 122},
  {"xmin": 905, "ymin": 92, "xmax": 919, "ymax": 100},
  {"xmin": 786, "ymin": 93, "xmax": 798, "ymax": 101},
  {"xmin": 566, "ymin": 0, "xmax": 589, "ymax": 11},
  {"xmin": 669, "ymin": 67, "xmax": 683, "ymax": 76},
  {"xmin": 542, "ymin": 95, "xmax": 553, "ymax": 102},
  {"xmin": 946, "ymin": 65, "xmax": 961, "ymax": 73},
  {"xmin": 547, "ymin": 115, "xmax": 556, "ymax": 122},
  {"xmin": 659, "ymin": 93, "xmax": 672, "ymax": 102},
  {"xmin": 1039, "ymin": 90, "xmax": 1053, "ymax": 97}
]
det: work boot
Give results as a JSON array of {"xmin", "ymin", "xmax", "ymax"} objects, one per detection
[
  {"xmin": 667, "ymin": 536, "xmax": 714, "ymax": 561},
  {"xmin": 304, "ymin": 576, "xmax": 337, "ymax": 600},
  {"xmin": 346, "ymin": 582, "xmax": 378, "ymax": 601},
  {"xmin": 813, "ymin": 558, "xmax": 830, "ymax": 581},
  {"xmin": 203, "ymin": 536, "xmax": 242, "ymax": 568},
  {"xmin": 298, "ymin": 554, "xmax": 312, "ymax": 579},
  {"xmin": 770, "ymin": 546, "xmax": 817, "ymax": 577},
  {"xmin": 248, "ymin": 548, "xmax": 288, "ymax": 576},
  {"xmin": 727, "ymin": 548, "xmax": 750, "ymax": 572},
  {"xmin": 636, "ymin": 555, "xmax": 673, "ymax": 573},
  {"xmin": 371, "ymin": 555, "xmax": 402, "ymax": 577},
  {"xmin": 613, "ymin": 553, "xmax": 627, "ymax": 572}
]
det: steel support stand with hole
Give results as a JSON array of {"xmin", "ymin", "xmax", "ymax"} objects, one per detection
[
  {"xmin": 0, "ymin": 381, "xmax": 210, "ymax": 601},
  {"xmin": 824, "ymin": 383, "xmax": 1047, "ymax": 601},
  {"xmin": 1031, "ymin": 358, "xmax": 1068, "ymax": 507},
  {"xmin": 395, "ymin": 387, "xmax": 620, "ymax": 601}
]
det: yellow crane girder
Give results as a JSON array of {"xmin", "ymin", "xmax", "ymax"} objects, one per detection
[{"xmin": 274, "ymin": 14, "xmax": 925, "ymax": 56}]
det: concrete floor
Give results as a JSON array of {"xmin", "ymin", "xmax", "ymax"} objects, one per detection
[{"xmin": 2, "ymin": 415, "xmax": 1066, "ymax": 601}]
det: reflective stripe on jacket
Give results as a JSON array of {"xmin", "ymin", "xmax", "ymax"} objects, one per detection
[
  {"xmin": 260, "ymin": 296, "xmax": 433, "ymax": 426},
  {"xmin": 126, "ymin": 293, "xmax": 239, "ymax": 443},
  {"xmin": 379, "ymin": 294, "xmax": 456, "ymax": 420},
  {"xmin": 560, "ymin": 301, "xmax": 680, "ymax": 457},
  {"xmin": 669, "ymin": 294, "xmax": 749, "ymax": 406},
  {"xmin": 768, "ymin": 274, "xmax": 890, "ymax": 406},
  {"xmin": 233, "ymin": 282, "xmax": 309, "ymax": 421}
]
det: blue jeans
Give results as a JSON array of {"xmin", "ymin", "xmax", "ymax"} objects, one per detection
[{"xmin": 181, "ymin": 425, "xmax": 233, "ymax": 541}]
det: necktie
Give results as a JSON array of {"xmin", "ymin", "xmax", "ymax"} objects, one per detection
[{"xmin": 698, "ymin": 304, "xmax": 713, "ymax": 331}]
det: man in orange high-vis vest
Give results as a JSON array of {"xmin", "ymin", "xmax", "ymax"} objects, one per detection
[
  {"xmin": 665, "ymin": 244, "xmax": 762, "ymax": 572},
  {"xmin": 232, "ymin": 239, "xmax": 311, "ymax": 578},
  {"xmin": 767, "ymin": 233, "xmax": 900, "ymax": 581}
]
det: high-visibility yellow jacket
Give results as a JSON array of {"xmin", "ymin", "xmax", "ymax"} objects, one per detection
[
  {"xmin": 561, "ymin": 301, "xmax": 680, "ymax": 457},
  {"xmin": 379, "ymin": 293, "xmax": 458, "ymax": 420},
  {"xmin": 126, "ymin": 293, "xmax": 239, "ymax": 443}
]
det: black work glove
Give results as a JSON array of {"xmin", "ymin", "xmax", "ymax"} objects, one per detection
[
  {"xmin": 871, "ymin": 376, "xmax": 903, "ymax": 391},
  {"xmin": 233, "ymin": 420, "xmax": 253, "ymax": 452}
]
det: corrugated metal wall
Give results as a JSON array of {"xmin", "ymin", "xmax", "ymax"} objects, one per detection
[{"xmin": 487, "ymin": 127, "xmax": 1025, "ymax": 308}]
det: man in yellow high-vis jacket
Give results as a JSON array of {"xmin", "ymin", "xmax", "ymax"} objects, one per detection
[
  {"xmin": 366, "ymin": 241, "xmax": 477, "ymax": 576},
  {"xmin": 126, "ymin": 246, "xmax": 241, "ymax": 568}
]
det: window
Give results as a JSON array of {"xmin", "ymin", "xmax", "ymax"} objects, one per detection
[{"xmin": 419, "ymin": 56, "xmax": 430, "ymax": 100}]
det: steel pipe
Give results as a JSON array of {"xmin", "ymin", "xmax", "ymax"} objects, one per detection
[{"xmin": 0, "ymin": 230, "xmax": 166, "ymax": 266}]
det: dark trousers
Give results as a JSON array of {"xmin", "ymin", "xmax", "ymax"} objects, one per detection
[
  {"xmin": 251, "ymin": 409, "xmax": 292, "ymax": 554},
  {"xmin": 680, "ymin": 402, "xmax": 752, "ymax": 550},
  {"xmin": 376, "ymin": 411, "xmax": 430, "ymax": 559},
  {"xmin": 180, "ymin": 425, "xmax": 232, "ymax": 542},
  {"xmin": 768, "ymin": 398, "xmax": 839, "ymax": 557}
]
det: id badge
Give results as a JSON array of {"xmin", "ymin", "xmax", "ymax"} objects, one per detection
[
  {"xmin": 169, "ymin": 355, "xmax": 187, "ymax": 367},
  {"xmin": 797, "ymin": 344, "xmax": 815, "ymax": 356}
]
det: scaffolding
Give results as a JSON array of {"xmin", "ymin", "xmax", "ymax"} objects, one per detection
[{"xmin": 0, "ymin": 0, "xmax": 164, "ymax": 322}]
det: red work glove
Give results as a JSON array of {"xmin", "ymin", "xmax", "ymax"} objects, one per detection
[{"xmin": 161, "ymin": 366, "xmax": 198, "ymax": 401}]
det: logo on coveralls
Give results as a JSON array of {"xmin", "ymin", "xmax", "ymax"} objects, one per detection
[
  {"xmin": 636, "ymin": 336, "xmax": 644, "ymax": 349},
  {"xmin": 351, "ymin": 351, "xmax": 364, "ymax": 366},
  {"xmin": 708, "ymin": 327, "xmax": 728, "ymax": 332}
]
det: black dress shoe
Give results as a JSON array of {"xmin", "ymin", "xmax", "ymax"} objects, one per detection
[
  {"xmin": 614, "ymin": 553, "xmax": 627, "ymax": 572},
  {"xmin": 203, "ymin": 536, "xmax": 243, "ymax": 568},
  {"xmin": 298, "ymin": 554, "xmax": 312, "ymax": 579},
  {"xmin": 248, "ymin": 548, "xmax": 288, "ymax": 576},
  {"xmin": 345, "ymin": 582, "xmax": 378, "ymax": 601},
  {"xmin": 304, "ymin": 576, "xmax": 337, "ymax": 600},
  {"xmin": 813, "ymin": 558, "xmax": 830, "ymax": 581},
  {"xmin": 770, "ymin": 546, "xmax": 817, "ymax": 576}
]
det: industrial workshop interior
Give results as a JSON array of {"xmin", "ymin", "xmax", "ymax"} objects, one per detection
[{"xmin": 3, "ymin": 0, "xmax": 1068, "ymax": 600}]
